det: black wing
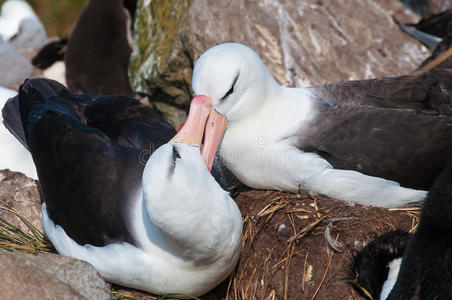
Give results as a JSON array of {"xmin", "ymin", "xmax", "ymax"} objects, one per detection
[
  {"xmin": 29, "ymin": 110, "xmax": 142, "ymax": 246},
  {"xmin": 15, "ymin": 79, "xmax": 175, "ymax": 246},
  {"xmin": 300, "ymin": 30, "xmax": 452, "ymax": 189},
  {"xmin": 83, "ymin": 94, "xmax": 176, "ymax": 150},
  {"xmin": 301, "ymin": 102, "xmax": 452, "ymax": 189},
  {"xmin": 410, "ymin": 9, "xmax": 452, "ymax": 38},
  {"xmin": 307, "ymin": 67, "xmax": 452, "ymax": 114}
]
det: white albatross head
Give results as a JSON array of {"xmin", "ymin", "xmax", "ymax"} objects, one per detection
[
  {"xmin": 191, "ymin": 43, "xmax": 281, "ymax": 170},
  {"xmin": 192, "ymin": 43, "xmax": 279, "ymax": 122},
  {"xmin": 1, "ymin": 0, "xmax": 36, "ymax": 20},
  {"xmin": 0, "ymin": 0, "xmax": 40, "ymax": 41}
]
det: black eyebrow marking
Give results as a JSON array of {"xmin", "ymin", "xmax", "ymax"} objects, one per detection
[
  {"xmin": 168, "ymin": 144, "xmax": 180, "ymax": 177},
  {"xmin": 172, "ymin": 146, "xmax": 181, "ymax": 161},
  {"xmin": 221, "ymin": 73, "xmax": 239, "ymax": 101}
]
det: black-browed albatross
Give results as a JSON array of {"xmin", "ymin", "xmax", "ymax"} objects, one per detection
[
  {"xmin": 2, "ymin": 78, "xmax": 242, "ymax": 297},
  {"xmin": 192, "ymin": 42, "xmax": 452, "ymax": 207}
]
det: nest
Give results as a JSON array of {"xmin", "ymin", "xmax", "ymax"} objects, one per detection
[{"xmin": 112, "ymin": 189, "xmax": 420, "ymax": 300}]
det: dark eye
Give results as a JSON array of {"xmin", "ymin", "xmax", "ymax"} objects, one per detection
[
  {"xmin": 222, "ymin": 85, "xmax": 234, "ymax": 100},
  {"xmin": 172, "ymin": 146, "xmax": 181, "ymax": 162},
  {"xmin": 221, "ymin": 73, "xmax": 239, "ymax": 101}
]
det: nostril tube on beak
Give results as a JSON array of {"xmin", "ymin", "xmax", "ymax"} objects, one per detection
[
  {"xmin": 170, "ymin": 95, "xmax": 212, "ymax": 147},
  {"xmin": 201, "ymin": 108, "xmax": 227, "ymax": 172}
]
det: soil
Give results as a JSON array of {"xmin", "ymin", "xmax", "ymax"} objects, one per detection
[{"xmin": 114, "ymin": 188, "xmax": 419, "ymax": 300}]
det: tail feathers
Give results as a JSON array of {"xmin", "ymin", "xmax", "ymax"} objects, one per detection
[
  {"xmin": 2, "ymin": 95, "xmax": 28, "ymax": 149},
  {"xmin": 19, "ymin": 77, "xmax": 68, "ymax": 103},
  {"xmin": 18, "ymin": 78, "xmax": 69, "ymax": 128},
  {"xmin": 396, "ymin": 10, "xmax": 452, "ymax": 69},
  {"xmin": 396, "ymin": 20, "xmax": 441, "ymax": 51},
  {"xmin": 414, "ymin": 9, "xmax": 452, "ymax": 38},
  {"xmin": 2, "ymin": 78, "xmax": 69, "ymax": 146},
  {"xmin": 396, "ymin": 10, "xmax": 452, "ymax": 51},
  {"xmin": 400, "ymin": 0, "xmax": 428, "ymax": 18},
  {"xmin": 398, "ymin": 22, "xmax": 452, "ymax": 73}
]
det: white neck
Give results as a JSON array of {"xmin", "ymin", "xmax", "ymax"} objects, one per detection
[{"xmin": 220, "ymin": 85, "xmax": 316, "ymax": 162}]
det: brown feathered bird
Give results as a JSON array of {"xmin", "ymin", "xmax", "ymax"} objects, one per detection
[{"xmin": 65, "ymin": 0, "xmax": 135, "ymax": 96}]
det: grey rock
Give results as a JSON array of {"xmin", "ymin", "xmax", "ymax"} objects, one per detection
[
  {"xmin": 153, "ymin": 101, "xmax": 187, "ymax": 129},
  {"xmin": 427, "ymin": 0, "xmax": 452, "ymax": 15},
  {"xmin": 0, "ymin": 169, "xmax": 42, "ymax": 234},
  {"xmin": 0, "ymin": 248, "xmax": 111, "ymax": 300},
  {"xmin": 130, "ymin": 0, "xmax": 429, "ymax": 126}
]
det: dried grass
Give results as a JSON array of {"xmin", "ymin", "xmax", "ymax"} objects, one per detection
[
  {"xmin": 220, "ymin": 190, "xmax": 423, "ymax": 300},
  {"xmin": 408, "ymin": 46, "xmax": 452, "ymax": 80},
  {"xmin": 0, "ymin": 202, "xmax": 54, "ymax": 253},
  {"xmin": 162, "ymin": 187, "xmax": 422, "ymax": 300}
]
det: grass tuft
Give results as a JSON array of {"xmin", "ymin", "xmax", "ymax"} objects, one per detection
[
  {"xmin": 112, "ymin": 288, "xmax": 201, "ymax": 300},
  {"xmin": 0, "ymin": 203, "xmax": 55, "ymax": 253}
]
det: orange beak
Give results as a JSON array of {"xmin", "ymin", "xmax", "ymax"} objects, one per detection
[
  {"xmin": 202, "ymin": 107, "xmax": 227, "ymax": 171},
  {"xmin": 170, "ymin": 95, "xmax": 212, "ymax": 147},
  {"xmin": 170, "ymin": 95, "xmax": 227, "ymax": 172}
]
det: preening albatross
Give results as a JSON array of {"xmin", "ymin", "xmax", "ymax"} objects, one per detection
[
  {"xmin": 192, "ymin": 42, "xmax": 452, "ymax": 207},
  {"xmin": 2, "ymin": 78, "xmax": 242, "ymax": 297}
]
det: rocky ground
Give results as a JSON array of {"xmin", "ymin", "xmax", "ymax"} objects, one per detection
[
  {"xmin": 0, "ymin": 170, "xmax": 420, "ymax": 299},
  {"xmin": 0, "ymin": 170, "xmax": 109, "ymax": 299}
]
